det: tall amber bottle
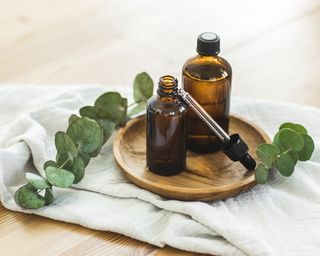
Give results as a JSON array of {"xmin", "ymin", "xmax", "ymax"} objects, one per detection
[
  {"xmin": 146, "ymin": 75, "xmax": 187, "ymax": 176},
  {"xmin": 182, "ymin": 32, "xmax": 232, "ymax": 153}
]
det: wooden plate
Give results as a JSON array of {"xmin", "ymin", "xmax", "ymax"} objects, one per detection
[{"xmin": 113, "ymin": 115, "xmax": 270, "ymax": 201}]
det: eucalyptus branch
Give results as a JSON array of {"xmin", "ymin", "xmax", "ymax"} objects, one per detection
[
  {"xmin": 14, "ymin": 72, "xmax": 154, "ymax": 209},
  {"xmin": 255, "ymin": 122, "xmax": 315, "ymax": 184}
]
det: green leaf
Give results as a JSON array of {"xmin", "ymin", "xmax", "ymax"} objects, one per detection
[
  {"xmin": 45, "ymin": 166, "xmax": 75, "ymax": 188},
  {"xmin": 272, "ymin": 131, "xmax": 286, "ymax": 152},
  {"xmin": 79, "ymin": 106, "xmax": 98, "ymax": 120},
  {"xmin": 14, "ymin": 184, "xmax": 46, "ymax": 209},
  {"xmin": 97, "ymin": 119, "xmax": 115, "ymax": 143},
  {"xmin": 94, "ymin": 128, "xmax": 105, "ymax": 153},
  {"xmin": 66, "ymin": 117, "xmax": 103, "ymax": 154},
  {"xmin": 56, "ymin": 153, "xmax": 74, "ymax": 170},
  {"xmin": 89, "ymin": 147, "xmax": 100, "ymax": 158},
  {"xmin": 79, "ymin": 152, "xmax": 90, "ymax": 167},
  {"xmin": 44, "ymin": 160, "xmax": 59, "ymax": 170},
  {"xmin": 119, "ymin": 97, "xmax": 128, "ymax": 127},
  {"xmin": 279, "ymin": 128, "xmax": 304, "ymax": 151},
  {"xmin": 94, "ymin": 92, "xmax": 126, "ymax": 125},
  {"xmin": 57, "ymin": 155, "xmax": 85, "ymax": 183},
  {"xmin": 89, "ymin": 124, "xmax": 105, "ymax": 157},
  {"xmin": 88, "ymin": 120, "xmax": 114, "ymax": 157},
  {"xmin": 21, "ymin": 182, "xmax": 37, "ymax": 191},
  {"xmin": 255, "ymin": 164, "xmax": 269, "ymax": 184},
  {"xmin": 79, "ymin": 107, "xmax": 115, "ymax": 145},
  {"xmin": 256, "ymin": 143, "xmax": 280, "ymax": 168},
  {"xmin": 133, "ymin": 72, "xmax": 154, "ymax": 102},
  {"xmin": 72, "ymin": 156, "xmax": 85, "ymax": 183},
  {"xmin": 55, "ymin": 131, "xmax": 78, "ymax": 158},
  {"xmin": 279, "ymin": 122, "xmax": 308, "ymax": 134},
  {"xmin": 276, "ymin": 152, "xmax": 295, "ymax": 177},
  {"xmin": 288, "ymin": 150, "xmax": 298, "ymax": 165},
  {"xmin": 128, "ymin": 101, "xmax": 147, "ymax": 116},
  {"xmin": 298, "ymin": 134, "xmax": 315, "ymax": 161},
  {"xmin": 25, "ymin": 173, "xmax": 50, "ymax": 189},
  {"xmin": 68, "ymin": 114, "xmax": 80, "ymax": 125},
  {"xmin": 44, "ymin": 187, "xmax": 54, "ymax": 206}
]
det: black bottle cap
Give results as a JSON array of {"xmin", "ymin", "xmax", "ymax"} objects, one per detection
[
  {"xmin": 196, "ymin": 32, "xmax": 220, "ymax": 56},
  {"xmin": 222, "ymin": 134, "xmax": 257, "ymax": 170}
]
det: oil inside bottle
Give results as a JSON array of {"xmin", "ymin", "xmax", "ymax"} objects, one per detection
[
  {"xmin": 182, "ymin": 32, "xmax": 232, "ymax": 153},
  {"xmin": 146, "ymin": 75, "xmax": 187, "ymax": 176}
]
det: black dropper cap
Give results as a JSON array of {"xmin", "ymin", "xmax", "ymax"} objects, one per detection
[
  {"xmin": 222, "ymin": 134, "xmax": 256, "ymax": 170},
  {"xmin": 197, "ymin": 32, "xmax": 220, "ymax": 56}
]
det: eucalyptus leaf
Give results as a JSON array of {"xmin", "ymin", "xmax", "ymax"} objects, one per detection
[
  {"xmin": 255, "ymin": 163, "xmax": 269, "ymax": 184},
  {"xmin": 79, "ymin": 152, "xmax": 90, "ymax": 167},
  {"xmin": 298, "ymin": 134, "xmax": 315, "ymax": 161},
  {"xmin": 14, "ymin": 184, "xmax": 46, "ymax": 209},
  {"xmin": 44, "ymin": 160, "xmax": 59, "ymax": 170},
  {"xmin": 133, "ymin": 72, "xmax": 154, "ymax": 102},
  {"xmin": 272, "ymin": 131, "xmax": 286, "ymax": 152},
  {"xmin": 88, "ymin": 119, "xmax": 115, "ymax": 154},
  {"xmin": 79, "ymin": 106, "xmax": 98, "ymax": 120},
  {"xmin": 119, "ymin": 97, "xmax": 128, "ymax": 127},
  {"xmin": 45, "ymin": 166, "xmax": 75, "ymax": 188},
  {"xmin": 279, "ymin": 128, "xmax": 304, "ymax": 151},
  {"xmin": 79, "ymin": 107, "xmax": 115, "ymax": 144},
  {"xmin": 90, "ymin": 147, "xmax": 101, "ymax": 158},
  {"xmin": 57, "ymin": 154, "xmax": 86, "ymax": 183},
  {"xmin": 25, "ymin": 172, "xmax": 50, "ymax": 189},
  {"xmin": 44, "ymin": 187, "xmax": 54, "ymax": 206},
  {"xmin": 55, "ymin": 131, "xmax": 78, "ymax": 158},
  {"xmin": 72, "ymin": 156, "xmax": 85, "ymax": 183},
  {"xmin": 128, "ymin": 101, "xmax": 147, "ymax": 117},
  {"xmin": 288, "ymin": 150, "xmax": 298, "ymax": 165},
  {"xmin": 66, "ymin": 117, "xmax": 103, "ymax": 154},
  {"xmin": 97, "ymin": 119, "xmax": 115, "ymax": 143},
  {"xmin": 94, "ymin": 92, "xmax": 126, "ymax": 125},
  {"xmin": 22, "ymin": 183, "xmax": 38, "ymax": 191},
  {"xmin": 90, "ymin": 125, "xmax": 104, "ymax": 156},
  {"xmin": 276, "ymin": 152, "xmax": 295, "ymax": 177},
  {"xmin": 256, "ymin": 143, "xmax": 280, "ymax": 168},
  {"xmin": 279, "ymin": 122, "xmax": 308, "ymax": 134},
  {"xmin": 68, "ymin": 114, "xmax": 80, "ymax": 125},
  {"xmin": 56, "ymin": 153, "xmax": 74, "ymax": 170}
]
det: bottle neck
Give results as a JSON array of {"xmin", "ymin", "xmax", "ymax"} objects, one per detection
[
  {"xmin": 198, "ymin": 53, "xmax": 219, "ymax": 58},
  {"xmin": 157, "ymin": 75, "xmax": 178, "ymax": 98}
]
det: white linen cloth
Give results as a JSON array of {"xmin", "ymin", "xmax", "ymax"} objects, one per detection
[{"xmin": 0, "ymin": 85, "xmax": 319, "ymax": 256}]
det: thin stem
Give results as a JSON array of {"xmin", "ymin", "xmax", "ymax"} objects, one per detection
[
  {"xmin": 279, "ymin": 149, "xmax": 290, "ymax": 156},
  {"xmin": 59, "ymin": 157, "xmax": 70, "ymax": 169}
]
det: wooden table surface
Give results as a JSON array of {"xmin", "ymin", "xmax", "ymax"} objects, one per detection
[{"xmin": 0, "ymin": 0, "xmax": 319, "ymax": 255}]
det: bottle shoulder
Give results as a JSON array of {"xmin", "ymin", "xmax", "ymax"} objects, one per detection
[
  {"xmin": 147, "ymin": 95, "xmax": 187, "ymax": 115},
  {"xmin": 182, "ymin": 54, "xmax": 232, "ymax": 82}
]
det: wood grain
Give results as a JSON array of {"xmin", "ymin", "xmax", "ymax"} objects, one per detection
[
  {"xmin": 0, "ymin": 0, "xmax": 320, "ymax": 255},
  {"xmin": 114, "ymin": 115, "xmax": 270, "ymax": 201}
]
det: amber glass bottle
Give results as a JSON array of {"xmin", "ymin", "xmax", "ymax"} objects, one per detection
[
  {"xmin": 182, "ymin": 32, "xmax": 232, "ymax": 153},
  {"xmin": 146, "ymin": 75, "xmax": 187, "ymax": 176}
]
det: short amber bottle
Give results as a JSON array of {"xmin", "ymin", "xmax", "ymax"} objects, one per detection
[
  {"xmin": 182, "ymin": 32, "xmax": 232, "ymax": 153},
  {"xmin": 146, "ymin": 75, "xmax": 187, "ymax": 176}
]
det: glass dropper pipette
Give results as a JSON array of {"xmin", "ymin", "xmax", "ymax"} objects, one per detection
[{"xmin": 178, "ymin": 88, "xmax": 256, "ymax": 170}]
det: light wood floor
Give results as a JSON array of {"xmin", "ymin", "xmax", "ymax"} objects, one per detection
[{"xmin": 0, "ymin": 0, "xmax": 319, "ymax": 255}]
